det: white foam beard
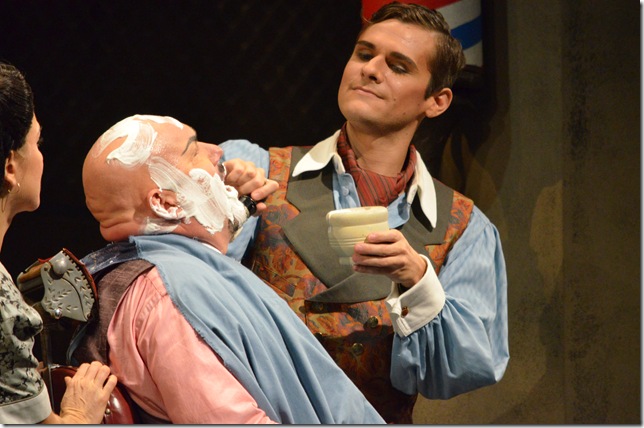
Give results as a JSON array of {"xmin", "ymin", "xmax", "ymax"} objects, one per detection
[
  {"xmin": 187, "ymin": 168, "xmax": 249, "ymax": 236},
  {"xmin": 147, "ymin": 156, "xmax": 249, "ymax": 236}
]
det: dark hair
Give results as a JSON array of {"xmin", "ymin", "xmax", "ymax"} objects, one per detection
[
  {"xmin": 0, "ymin": 62, "xmax": 34, "ymax": 183},
  {"xmin": 363, "ymin": 2, "xmax": 466, "ymax": 97}
]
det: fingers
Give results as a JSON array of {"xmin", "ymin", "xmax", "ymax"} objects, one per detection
[
  {"xmin": 74, "ymin": 361, "xmax": 102, "ymax": 381},
  {"xmin": 68, "ymin": 361, "xmax": 118, "ymax": 389},
  {"xmin": 223, "ymin": 158, "xmax": 279, "ymax": 215},
  {"xmin": 353, "ymin": 229, "xmax": 400, "ymax": 256},
  {"xmin": 250, "ymin": 179, "xmax": 278, "ymax": 204},
  {"xmin": 103, "ymin": 374, "xmax": 118, "ymax": 395},
  {"xmin": 352, "ymin": 230, "xmax": 427, "ymax": 286},
  {"xmin": 39, "ymin": 365, "xmax": 113, "ymax": 423},
  {"xmin": 74, "ymin": 362, "xmax": 90, "ymax": 377},
  {"xmin": 223, "ymin": 159, "xmax": 277, "ymax": 191},
  {"xmin": 60, "ymin": 361, "xmax": 118, "ymax": 424},
  {"xmin": 90, "ymin": 362, "xmax": 114, "ymax": 389},
  {"xmin": 223, "ymin": 159, "xmax": 265, "ymax": 195},
  {"xmin": 84, "ymin": 361, "xmax": 101, "ymax": 379}
]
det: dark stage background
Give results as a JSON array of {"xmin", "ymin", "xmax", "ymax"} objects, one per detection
[{"xmin": 1, "ymin": 0, "xmax": 367, "ymax": 276}]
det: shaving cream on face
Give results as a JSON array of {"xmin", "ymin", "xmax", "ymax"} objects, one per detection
[
  {"xmin": 148, "ymin": 156, "xmax": 248, "ymax": 235},
  {"xmin": 97, "ymin": 114, "xmax": 246, "ymax": 236},
  {"xmin": 142, "ymin": 217, "xmax": 181, "ymax": 235},
  {"xmin": 94, "ymin": 114, "xmax": 184, "ymax": 166},
  {"xmin": 189, "ymin": 168, "xmax": 249, "ymax": 234}
]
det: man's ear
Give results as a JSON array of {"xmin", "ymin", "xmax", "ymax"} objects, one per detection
[
  {"xmin": 424, "ymin": 87, "xmax": 453, "ymax": 119},
  {"xmin": 147, "ymin": 189, "xmax": 186, "ymax": 221}
]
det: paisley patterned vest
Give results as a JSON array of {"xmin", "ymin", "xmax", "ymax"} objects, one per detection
[{"xmin": 244, "ymin": 146, "xmax": 473, "ymax": 424}]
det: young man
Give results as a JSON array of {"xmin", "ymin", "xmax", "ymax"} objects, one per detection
[
  {"xmin": 221, "ymin": 3, "xmax": 509, "ymax": 423},
  {"xmin": 73, "ymin": 114, "xmax": 385, "ymax": 424}
]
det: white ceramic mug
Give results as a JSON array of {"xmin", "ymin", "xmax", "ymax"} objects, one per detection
[{"xmin": 326, "ymin": 206, "xmax": 389, "ymax": 265}]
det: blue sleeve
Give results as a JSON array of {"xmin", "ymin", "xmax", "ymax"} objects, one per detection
[
  {"xmin": 219, "ymin": 139, "xmax": 270, "ymax": 262},
  {"xmin": 390, "ymin": 206, "xmax": 509, "ymax": 398}
]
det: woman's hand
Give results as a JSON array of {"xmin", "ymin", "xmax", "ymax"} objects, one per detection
[{"xmin": 57, "ymin": 361, "xmax": 118, "ymax": 424}]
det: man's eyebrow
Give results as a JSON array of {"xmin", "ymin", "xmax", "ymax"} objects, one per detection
[
  {"xmin": 355, "ymin": 40, "xmax": 418, "ymax": 71},
  {"xmin": 390, "ymin": 51, "xmax": 418, "ymax": 71},
  {"xmin": 355, "ymin": 40, "xmax": 375, "ymax": 50},
  {"xmin": 182, "ymin": 135, "xmax": 198, "ymax": 155}
]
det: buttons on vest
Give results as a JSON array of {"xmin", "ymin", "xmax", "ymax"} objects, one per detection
[
  {"xmin": 365, "ymin": 316, "xmax": 379, "ymax": 329},
  {"xmin": 350, "ymin": 342, "xmax": 365, "ymax": 356},
  {"xmin": 401, "ymin": 306, "xmax": 409, "ymax": 317}
]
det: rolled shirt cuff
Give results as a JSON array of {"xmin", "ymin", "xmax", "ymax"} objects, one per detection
[{"xmin": 385, "ymin": 255, "xmax": 446, "ymax": 337}]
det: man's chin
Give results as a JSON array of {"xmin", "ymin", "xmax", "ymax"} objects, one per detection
[{"xmin": 339, "ymin": 103, "xmax": 383, "ymax": 124}]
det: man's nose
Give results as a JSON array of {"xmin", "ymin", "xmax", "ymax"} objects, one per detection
[
  {"xmin": 207, "ymin": 144, "xmax": 226, "ymax": 178},
  {"xmin": 206, "ymin": 143, "xmax": 224, "ymax": 162},
  {"xmin": 361, "ymin": 56, "xmax": 385, "ymax": 83}
]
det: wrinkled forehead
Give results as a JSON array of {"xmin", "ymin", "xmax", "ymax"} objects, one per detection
[{"xmin": 92, "ymin": 114, "xmax": 185, "ymax": 167}]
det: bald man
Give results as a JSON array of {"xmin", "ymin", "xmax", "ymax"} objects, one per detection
[{"xmin": 72, "ymin": 115, "xmax": 385, "ymax": 424}]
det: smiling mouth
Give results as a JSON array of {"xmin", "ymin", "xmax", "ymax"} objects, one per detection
[{"xmin": 353, "ymin": 86, "xmax": 381, "ymax": 98}]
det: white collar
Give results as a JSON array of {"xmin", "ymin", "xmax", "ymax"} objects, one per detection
[
  {"xmin": 292, "ymin": 130, "xmax": 437, "ymax": 227},
  {"xmin": 292, "ymin": 130, "xmax": 344, "ymax": 177}
]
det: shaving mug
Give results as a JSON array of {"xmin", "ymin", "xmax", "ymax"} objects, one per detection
[{"xmin": 326, "ymin": 206, "xmax": 389, "ymax": 265}]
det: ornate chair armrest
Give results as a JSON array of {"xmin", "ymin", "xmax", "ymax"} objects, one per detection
[{"xmin": 18, "ymin": 248, "xmax": 97, "ymax": 322}]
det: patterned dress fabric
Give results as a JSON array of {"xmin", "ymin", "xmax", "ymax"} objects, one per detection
[{"xmin": 0, "ymin": 262, "xmax": 51, "ymax": 424}]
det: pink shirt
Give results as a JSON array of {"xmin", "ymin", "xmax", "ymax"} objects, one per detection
[{"xmin": 107, "ymin": 267, "xmax": 276, "ymax": 424}]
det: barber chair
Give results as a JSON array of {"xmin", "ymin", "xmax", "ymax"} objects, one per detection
[{"xmin": 17, "ymin": 248, "xmax": 140, "ymax": 424}]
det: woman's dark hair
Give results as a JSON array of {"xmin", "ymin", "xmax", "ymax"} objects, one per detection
[
  {"xmin": 0, "ymin": 62, "xmax": 34, "ymax": 182},
  {"xmin": 363, "ymin": 2, "xmax": 466, "ymax": 97}
]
